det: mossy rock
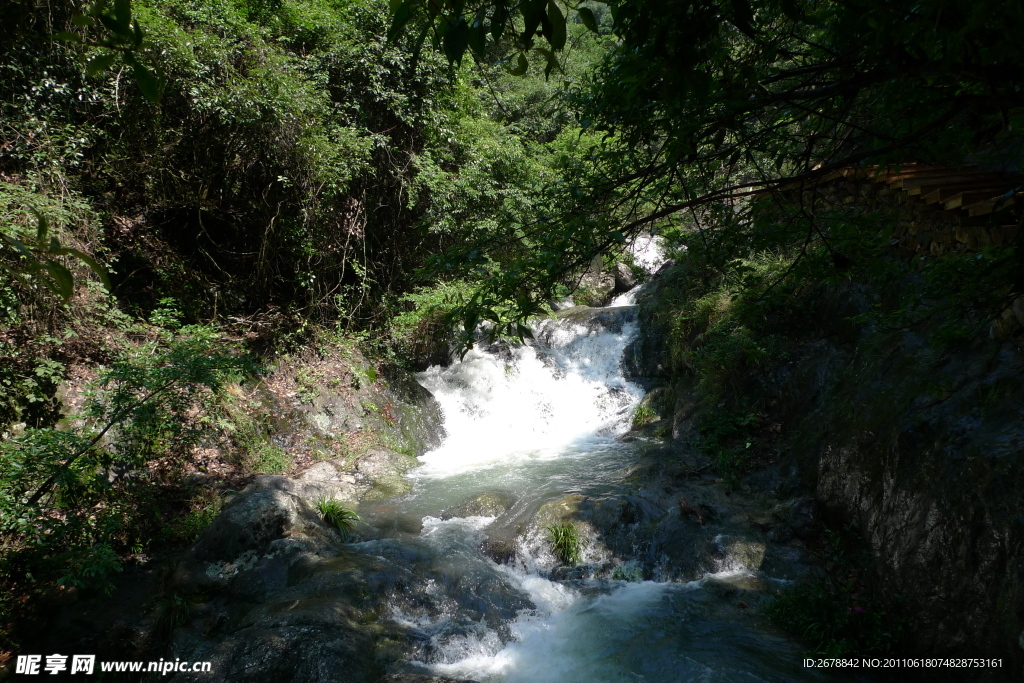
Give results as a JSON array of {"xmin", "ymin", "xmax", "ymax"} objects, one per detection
[
  {"xmin": 533, "ymin": 494, "xmax": 585, "ymax": 528},
  {"xmin": 441, "ymin": 491, "xmax": 517, "ymax": 519},
  {"xmin": 355, "ymin": 447, "xmax": 419, "ymax": 502}
]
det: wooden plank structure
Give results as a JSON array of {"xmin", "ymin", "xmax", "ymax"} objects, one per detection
[
  {"xmin": 759, "ymin": 162, "xmax": 1023, "ymax": 253},
  {"xmin": 828, "ymin": 163, "xmax": 1023, "ymax": 218}
]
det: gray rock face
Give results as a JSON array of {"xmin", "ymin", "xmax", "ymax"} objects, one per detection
[
  {"xmin": 613, "ymin": 261, "xmax": 637, "ymax": 292},
  {"xmin": 172, "ymin": 476, "xmax": 343, "ymax": 597},
  {"xmin": 296, "ymin": 354, "xmax": 445, "ymax": 458},
  {"xmin": 575, "ymin": 256, "xmax": 616, "ymax": 307},
  {"xmin": 441, "ymin": 491, "xmax": 517, "ymax": 519}
]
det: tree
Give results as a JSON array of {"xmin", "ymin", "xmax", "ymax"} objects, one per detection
[{"xmin": 393, "ymin": 0, "xmax": 1024, "ymax": 343}]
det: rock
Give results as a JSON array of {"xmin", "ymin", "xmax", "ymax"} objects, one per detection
[
  {"xmin": 714, "ymin": 536, "xmax": 766, "ymax": 572},
  {"xmin": 356, "ymin": 447, "xmax": 420, "ymax": 500},
  {"xmin": 533, "ymin": 494, "xmax": 585, "ymax": 528},
  {"xmin": 380, "ymin": 365, "xmax": 446, "ymax": 455},
  {"xmin": 671, "ymin": 381, "xmax": 701, "ymax": 441},
  {"xmin": 296, "ymin": 354, "xmax": 445, "ymax": 458},
  {"xmin": 613, "ymin": 262, "xmax": 636, "ymax": 292},
  {"xmin": 190, "ymin": 476, "xmax": 338, "ymax": 565},
  {"xmin": 1012, "ymin": 296, "xmax": 1024, "ymax": 329},
  {"xmin": 165, "ymin": 548, "xmax": 413, "ymax": 683},
  {"xmin": 442, "ymin": 491, "xmax": 517, "ymax": 519},
  {"xmin": 544, "ymin": 305, "xmax": 635, "ymax": 334},
  {"xmin": 480, "ymin": 537, "xmax": 517, "ymax": 564},
  {"xmin": 787, "ymin": 497, "xmax": 819, "ymax": 539},
  {"xmin": 172, "ymin": 476, "xmax": 341, "ymax": 595},
  {"xmin": 381, "ymin": 676, "xmax": 477, "ymax": 683},
  {"xmin": 297, "ymin": 460, "xmax": 361, "ymax": 502},
  {"xmin": 575, "ymin": 256, "xmax": 616, "ymax": 307}
]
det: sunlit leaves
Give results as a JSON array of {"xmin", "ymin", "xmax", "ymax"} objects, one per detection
[
  {"xmin": 0, "ymin": 211, "xmax": 110, "ymax": 303},
  {"xmin": 56, "ymin": 0, "xmax": 164, "ymax": 103}
]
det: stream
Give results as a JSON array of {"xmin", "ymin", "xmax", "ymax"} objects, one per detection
[{"xmin": 346, "ymin": 254, "xmax": 843, "ymax": 681}]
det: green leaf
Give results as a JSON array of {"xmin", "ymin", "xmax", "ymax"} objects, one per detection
[
  {"xmin": 98, "ymin": 14, "xmax": 121, "ymax": 36},
  {"xmin": 521, "ymin": 0, "xmax": 546, "ymax": 44},
  {"xmin": 85, "ymin": 53, "xmax": 117, "ymax": 77},
  {"xmin": 31, "ymin": 209, "xmax": 48, "ymax": 249},
  {"xmin": 509, "ymin": 53, "xmax": 528, "ymax": 76},
  {"xmin": 467, "ymin": 23, "xmax": 486, "ymax": 59},
  {"xmin": 124, "ymin": 53, "xmax": 162, "ymax": 103},
  {"xmin": 114, "ymin": 0, "xmax": 132, "ymax": 34},
  {"xmin": 443, "ymin": 16, "xmax": 470, "ymax": 65},
  {"xmin": 536, "ymin": 47, "xmax": 560, "ymax": 78},
  {"xmin": 729, "ymin": 0, "xmax": 756, "ymax": 37},
  {"xmin": 0, "ymin": 234, "xmax": 35, "ymax": 263},
  {"xmin": 577, "ymin": 7, "xmax": 598, "ymax": 33},
  {"xmin": 54, "ymin": 31, "xmax": 83, "ymax": 43},
  {"xmin": 71, "ymin": 14, "xmax": 94, "ymax": 27},
  {"xmin": 41, "ymin": 261, "xmax": 74, "ymax": 301},
  {"xmin": 55, "ymin": 248, "xmax": 112, "ymax": 291},
  {"xmin": 388, "ymin": 0, "xmax": 414, "ymax": 43},
  {"xmin": 491, "ymin": 1, "xmax": 508, "ymax": 41},
  {"xmin": 546, "ymin": 1, "xmax": 566, "ymax": 50}
]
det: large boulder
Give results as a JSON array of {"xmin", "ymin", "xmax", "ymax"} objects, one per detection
[{"xmin": 613, "ymin": 261, "xmax": 637, "ymax": 293}]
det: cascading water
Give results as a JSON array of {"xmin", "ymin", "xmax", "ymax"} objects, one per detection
[{"xmin": 351, "ymin": 237, "xmax": 859, "ymax": 682}]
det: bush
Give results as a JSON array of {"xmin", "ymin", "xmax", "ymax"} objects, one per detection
[{"xmin": 0, "ymin": 325, "xmax": 247, "ymax": 594}]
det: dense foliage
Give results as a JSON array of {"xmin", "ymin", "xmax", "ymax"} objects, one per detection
[
  {"xmin": 394, "ymin": 0, "xmax": 1024, "ymax": 340},
  {"xmin": 2, "ymin": 0, "xmax": 1023, "ymax": 663}
]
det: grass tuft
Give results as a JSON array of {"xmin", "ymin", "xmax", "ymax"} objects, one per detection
[
  {"xmin": 546, "ymin": 522, "xmax": 585, "ymax": 565},
  {"xmin": 315, "ymin": 497, "xmax": 361, "ymax": 538}
]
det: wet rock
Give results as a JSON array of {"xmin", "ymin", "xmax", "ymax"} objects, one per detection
[
  {"xmin": 382, "ymin": 676, "xmax": 477, "ymax": 683},
  {"xmin": 576, "ymin": 256, "xmax": 616, "ymax": 307},
  {"xmin": 356, "ymin": 447, "xmax": 420, "ymax": 500},
  {"xmin": 713, "ymin": 536, "xmax": 767, "ymax": 572},
  {"xmin": 297, "ymin": 459, "xmax": 361, "ymax": 502},
  {"xmin": 442, "ymin": 491, "xmax": 517, "ymax": 519},
  {"xmin": 766, "ymin": 525, "xmax": 794, "ymax": 543},
  {"xmin": 533, "ymin": 494, "xmax": 585, "ymax": 528},
  {"xmin": 296, "ymin": 356, "xmax": 444, "ymax": 458},
  {"xmin": 480, "ymin": 537, "xmax": 517, "ymax": 564},
  {"xmin": 760, "ymin": 543, "xmax": 822, "ymax": 582},
  {"xmin": 670, "ymin": 381, "xmax": 701, "ymax": 441},
  {"xmin": 165, "ymin": 549, "xmax": 412, "ymax": 683},
  {"xmin": 613, "ymin": 262, "xmax": 637, "ymax": 292},
  {"xmin": 786, "ymin": 497, "xmax": 819, "ymax": 539},
  {"xmin": 381, "ymin": 365, "xmax": 446, "ymax": 455},
  {"xmin": 544, "ymin": 305, "xmax": 635, "ymax": 334},
  {"xmin": 172, "ymin": 476, "xmax": 341, "ymax": 595}
]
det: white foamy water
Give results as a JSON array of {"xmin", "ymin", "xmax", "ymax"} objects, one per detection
[
  {"xmin": 414, "ymin": 317, "xmax": 643, "ymax": 478},
  {"xmin": 389, "ymin": 257, "xmax": 830, "ymax": 683},
  {"xmin": 630, "ymin": 233, "xmax": 667, "ymax": 273}
]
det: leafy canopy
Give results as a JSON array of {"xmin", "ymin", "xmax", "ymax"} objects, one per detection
[{"xmin": 394, "ymin": 0, "xmax": 1024, "ymax": 343}]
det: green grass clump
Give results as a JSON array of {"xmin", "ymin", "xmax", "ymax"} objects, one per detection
[
  {"xmin": 546, "ymin": 522, "xmax": 585, "ymax": 565},
  {"xmin": 315, "ymin": 497, "xmax": 361, "ymax": 538},
  {"xmin": 632, "ymin": 402, "xmax": 657, "ymax": 428}
]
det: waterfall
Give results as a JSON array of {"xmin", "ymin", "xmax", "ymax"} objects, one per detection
[
  {"xmin": 366, "ymin": 238, "xmax": 824, "ymax": 682},
  {"xmin": 415, "ymin": 310, "xmax": 643, "ymax": 478}
]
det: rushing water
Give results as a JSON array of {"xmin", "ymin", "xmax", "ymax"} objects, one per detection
[{"xmin": 352, "ymin": 238, "xmax": 844, "ymax": 682}]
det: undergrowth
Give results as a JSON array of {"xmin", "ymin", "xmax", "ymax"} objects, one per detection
[{"xmin": 765, "ymin": 527, "xmax": 910, "ymax": 657}]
